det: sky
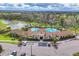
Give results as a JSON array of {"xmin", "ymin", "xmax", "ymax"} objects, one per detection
[
  {"xmin": 0, "ymin": 0, "xmax": 79, "ymax": 3},
  {"xmin": 0, "ymin": 3, "xmax": 79, "ymax": 12},
  {"xmin": 0, "ymin": 0, "xmax": 79, "ymax": 12}
]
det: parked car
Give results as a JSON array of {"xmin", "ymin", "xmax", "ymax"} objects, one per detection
[
  {"xmin": 22, "ymin": 41, "xmax": 27, "ymax": 46},
  {"xmin": 75, "ymin": 35, "xmax": 79, "ymax": 39},
  {"xmin": 48, "ymin": 42, "xmax": 51, "ymax": 47},
  {"xmin": 20, "ymin": 53, "xmax": 26, "ymax": 56},
  {"xmin": 10, "ymin": 50, "xmax": 17, "ymax": 56}
]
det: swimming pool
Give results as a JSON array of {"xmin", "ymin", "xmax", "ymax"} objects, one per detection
[
  {"xmin": 31, "ymin": 28, "xmax": 59, "ymax": 32},
  {"xmin": 31, "ymin": 28, "xmax": 40, "ymax": 32},
  {"xmin": 45, "ymin": 28, "xmax": 59, "ymax": 32}
]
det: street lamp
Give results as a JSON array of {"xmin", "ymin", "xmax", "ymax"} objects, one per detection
[
  {"xmin": 30, "ymin": 42, "xmax": 34, "ymax": 56},
  {"xmin": 30, "ymin": 44, "xmax": 32, "ymax": 56}
]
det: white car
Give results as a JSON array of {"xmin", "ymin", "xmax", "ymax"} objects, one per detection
[
  {"xmin": 22, "ymin": 41, "xmax": 27, "ymax": 46},
  {"xmin": 9, "ymin": 55, "xmax": 14, "ymax": 56},
  {"xmin": 76, "ymin": 35, "xmax": 79, "ymax": 39}
]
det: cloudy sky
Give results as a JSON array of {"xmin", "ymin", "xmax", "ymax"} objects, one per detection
[{"xmin": 0, "ymin": 3, "xmax": 79, "ymax": 12}]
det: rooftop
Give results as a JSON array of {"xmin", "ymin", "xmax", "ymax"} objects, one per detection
[{"xmin": 10, "ymin": 28, "xmax": 74, "ymax": 39}]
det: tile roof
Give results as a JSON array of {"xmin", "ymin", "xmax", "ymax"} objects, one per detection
[{"xmin": 10, "ymin": 29, "xmax": 74, "ymax": 38}]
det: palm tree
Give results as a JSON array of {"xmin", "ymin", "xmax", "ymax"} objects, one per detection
[
  {"xmin": 51, "ymin": 35, "xmax": 59, "ymax": 55},
  {"xmin": 73, "ymin": 14, "xmax": 78, "ymax": 36},
  {"xmin": 52, "ymin": 35, "xmax": 59, "ymax": 46},
  {"xmin": 60, "ymin": 14, "xmax": 67, "ymax": 28}
]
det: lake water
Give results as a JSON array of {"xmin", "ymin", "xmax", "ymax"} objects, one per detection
[{"xmin": 1, "ymin": 20, "xmax": 28, "ymax": 29}]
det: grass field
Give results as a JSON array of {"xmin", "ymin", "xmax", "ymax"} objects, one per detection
[
  {"xmin": 0, "ymin": 40, "xmax": 18, "ymax": 44},
  {"xmin": 0, "ymin": 34, "xmax": 19, "ymax": 44},
  {"xmin": 0, "ymin": 20, "xmax": 8, "ymax": 30},
  {"xmin": 0, "ymin": 32, "xmax": 19, "ymax": 44}
]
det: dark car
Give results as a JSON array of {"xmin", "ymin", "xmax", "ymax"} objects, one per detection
[
  {"xmin": 10, "ymin": 51, "xmax": 17, "ymax": 56},
  {"xmin": 20, "ymin": 53, "xmax": 26, "ymax": 56}
]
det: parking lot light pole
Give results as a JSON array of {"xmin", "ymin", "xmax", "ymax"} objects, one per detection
[
  {"xmin": 30, "ymin": 44, "xmax": 32, "ymax": 56},
  {"xmin": 30, "ymin": 42, "xmax": 34, "ymax": 56}
]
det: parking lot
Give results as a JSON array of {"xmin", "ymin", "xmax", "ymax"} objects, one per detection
[{"xmin": 0, "ymin": 40, "xmax": 79, "ymax": 56}]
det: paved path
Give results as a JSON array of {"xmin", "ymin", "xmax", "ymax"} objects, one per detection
[{"xmin": 0, "ymin": 40, "xmax": 79, "ymax": 56}]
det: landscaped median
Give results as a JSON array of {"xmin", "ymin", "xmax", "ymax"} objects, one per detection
[
  {"xmin": 73, "ymin": 52, "xmax": 79, "ymax": 56},
  {"xmin": 0, "ymin": 40, "xmax": 18, "ymax": 44}
]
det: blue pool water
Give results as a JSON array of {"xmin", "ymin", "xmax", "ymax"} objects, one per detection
[
  {"xmin": 45, "ymin": 28, "xmax": 59, "ymax": 32},
  {"xmin": 31, "ymin": 28, "xmax": 59, "ymax": 32},
  {"xmin": 31, "ymin": 28, "xmax": 40, "ymax": 32}
]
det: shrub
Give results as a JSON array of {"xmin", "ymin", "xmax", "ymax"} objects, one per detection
[
  {"xmin": 18, "ymin": 39, "xmax": 22, "ymax": 42},
  {"xmin": 22, "ymin": 27, "xmax": 28, "ymax": 31},
  {"xmin": 61, "ymin": 35, "xmax": 73, "ymax": 40},
  {"xmin": 0, "ymin": 45, "xmax": 3, "ymax": 53},
  {"xmin": 27, "ymin": 36, "xmax": 33, "ymax": 39},
  {"xmin": 73, "ymin": 52, "xmax": 79, "ymax": 56}
]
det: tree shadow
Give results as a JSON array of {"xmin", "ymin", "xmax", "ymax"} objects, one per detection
[{"xmin": 53, "ymin": 44, "xmax": 58, "ymax": 49}]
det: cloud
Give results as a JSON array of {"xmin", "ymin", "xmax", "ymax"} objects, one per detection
[
  {"xmin": 47, "ymin": 5, "xmax": 53, "ymax": 9},
  {"xmin": 24, "ymin": 5, "xmax": 30, "ymax": 7},
  {"xmin": 0, "ymin": 3, "xmax": 79, "ymax": 11}
]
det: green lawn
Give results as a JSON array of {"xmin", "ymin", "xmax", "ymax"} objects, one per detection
[
  {"xmin": 0, "ymin": 33, "xmax": 19, "ymax": 44},
  {"xmin": 0, "ymin": 20, "xmax": 8, "ymax": 30},
  {"xmin": 0, "ymin": 19, "xmax": 18, "ymax": 44},
  {"xmin": 0, "ymin": 34, "xmax": 13, "ymax": 40},
  {"xmin": 0, "ymin": 34, "xmax": 18, "ymax": 44},
  {"xmin": 0, "ymin": 40, "xmax": 18, "ymax": 44}
]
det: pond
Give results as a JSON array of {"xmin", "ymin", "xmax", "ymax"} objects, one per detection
[
  {"xmin": 1, "ymin": 20, "xmax": 30, "ymax": 29},
  {"xmin": 8, "ymin": 22, "xmax": 28, "ymax": 29},
  {"xmin": 1, "ymin": 20, "xmax": 11, "ymax": 24}
]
